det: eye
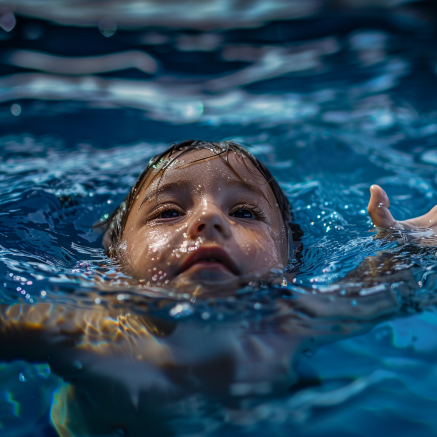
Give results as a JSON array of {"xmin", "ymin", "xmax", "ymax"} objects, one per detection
[
  {"xmin": 160, "ymin": 209, "xmax": 181, "ymax": 219},
  {"xmin": 230, "ymin": 209, "xmax": 256, "ymax": 219}
]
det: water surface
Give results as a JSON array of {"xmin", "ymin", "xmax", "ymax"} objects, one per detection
[{"xmin": 2, "ymin": 3, "xmax": 437, "ymax": 436}]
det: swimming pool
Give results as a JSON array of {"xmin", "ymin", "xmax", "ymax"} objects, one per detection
[{"xmin": 2, "ymin": 2, "xmax": 437, "ymax": 436}]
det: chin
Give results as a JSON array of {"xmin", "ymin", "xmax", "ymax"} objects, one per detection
[{"xmin": 171, "ymin": 273, "xmax": 241, "ymax": 296}]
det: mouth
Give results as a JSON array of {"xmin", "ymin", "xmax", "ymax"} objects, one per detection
[{"xmin": 177, "ymin": 247, "xmax": 240, "ymax": 276}]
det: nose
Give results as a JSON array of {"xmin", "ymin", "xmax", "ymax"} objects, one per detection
[{"xmin": 188, "ymin": 205, "xmax": 231, "ymax": 240}]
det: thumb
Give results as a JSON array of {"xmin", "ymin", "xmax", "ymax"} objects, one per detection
[{"xmin": 367, "ymin": 185, "xmax": 399, "ymax": 230}]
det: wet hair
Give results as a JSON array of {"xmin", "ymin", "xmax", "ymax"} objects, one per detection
[{"xmin": 101, "ymin": 139, "xmax": 303, "ymax": 263}]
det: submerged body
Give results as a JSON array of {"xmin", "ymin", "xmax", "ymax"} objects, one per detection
[{"xmin": 0, "ymin": 282, "xmax": 400, "ymax": 436}]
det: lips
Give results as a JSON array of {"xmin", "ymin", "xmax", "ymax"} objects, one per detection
[{"xmin": 177, "ymin": 247, "xmax": 240, "ymax": 276}]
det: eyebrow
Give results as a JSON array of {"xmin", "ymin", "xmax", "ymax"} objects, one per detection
[
  {"xmin": 138, "ymin": 181, "xmax": 191, "ymax": 211},
  {"xmin": 225, "ymin": 179, "xmax": 271, "ymax": 205}
]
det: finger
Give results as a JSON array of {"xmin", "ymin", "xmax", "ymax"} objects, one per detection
[{"xmin": 367, "ymin": 185, "xmax": 399, "ymax": 230}]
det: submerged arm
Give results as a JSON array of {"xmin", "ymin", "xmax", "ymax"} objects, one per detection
[
  {"xmin": 0, "ymin": 298, "xmax": 173, "ymax": 378},
  {"xmin": 269, "ymin": 184, "xmax": 436, "ymax": 346}
]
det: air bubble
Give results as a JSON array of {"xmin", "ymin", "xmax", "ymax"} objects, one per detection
[
  {"xmin": 10, "ymin": 103, "xmax": 21, "ymax": 116},
  {"xmin": 201, "ymin": 312, "xmax": 211, "ymax": 320},
  {"xmin": 0, "ymin": 12, "xmax": 16, "ymax": 32},
  {"xmin": 169, "ymin": 303, "xmax": 194, "ymax": 318},
  {"xmin": 99, "ymin": 17, "xmax": 117, "ymax": 37}
]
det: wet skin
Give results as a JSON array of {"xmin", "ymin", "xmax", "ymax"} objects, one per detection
[
  {"xmin": 118, "ymin": 149, "xmax": 289, "ymax": 294},
  {"xmin": 368, "ymin": 184, "xmax": 437, "ymax": 237}
]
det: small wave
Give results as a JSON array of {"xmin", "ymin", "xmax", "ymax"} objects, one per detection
[{"xmin": 3, "ymin": 50, "xmax": 158, "ymax": 75}]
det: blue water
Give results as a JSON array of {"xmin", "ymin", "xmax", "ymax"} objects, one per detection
[{"xmin": 3, "ymin": 2, "xmax": 437, "ymax": 436}]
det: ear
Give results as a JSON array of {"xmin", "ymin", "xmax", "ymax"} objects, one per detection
[{"xmin": 91, "ymin": 218, "xmax": 113, "ymax": 252}]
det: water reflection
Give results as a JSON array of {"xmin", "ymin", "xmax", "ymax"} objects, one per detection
[{"xmin": 4, "ymin": 50, "xmax": 158, "ymax": 75}]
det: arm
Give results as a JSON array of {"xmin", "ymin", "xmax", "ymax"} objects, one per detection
[
  {"xmin": 268, "ymin": 184, "xmax": 436, "ymax": 347},
  {"xmin": 0, "ymin": 297, "xmax": 173, "ymax": 377}
]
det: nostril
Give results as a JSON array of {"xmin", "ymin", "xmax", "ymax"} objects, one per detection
[{"xmin": 198, "ymin": 224, "xmax": 205, "ymax": 232}]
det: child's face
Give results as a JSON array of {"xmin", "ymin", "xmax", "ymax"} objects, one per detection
[{"xmin": 119, "ymin": 149, "xmax": 288, "ymax": 294}]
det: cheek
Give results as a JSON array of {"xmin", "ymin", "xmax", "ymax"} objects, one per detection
[
  {"xmin": 122, "ymin": 226, "xmax": 175, "ymax": 277},
  {"xmin": 121, "ymin": 223, "xmax": 198, "ymax": 279},
  {"xmin": 234, "ymin": 226, "xmax": 285, "ymax": 272}
]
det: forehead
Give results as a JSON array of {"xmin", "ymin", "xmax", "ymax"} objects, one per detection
[{"xmin": 146, "ymin": 148, "xmax": 270, "ymax": 192}]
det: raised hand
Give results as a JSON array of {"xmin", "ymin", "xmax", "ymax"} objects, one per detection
[{"xmin": 367, "ymin": 184, "xmax": 437, "ymax": 233}]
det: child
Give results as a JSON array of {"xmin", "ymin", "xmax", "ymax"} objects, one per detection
[
  {"xmin": 101, "ymin": 139, "xmax": 434, "ymax": 293},
  {"xmin": 101, "ymin": 140, "xmax": 297, "ymax": 294},
  {"xmin": 0, "ymin": 139, "xmax": 434, "ymax": 436}
]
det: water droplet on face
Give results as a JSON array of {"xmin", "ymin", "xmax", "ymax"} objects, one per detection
[
  {"xmin": 378, "ymin": 202, "xmax": 384, "ymax": 208},
  {"xmin": 152, "ymin": 275, "xmax": 158, "ymax": 281},
  {"xmin": 19, "ymin": 373, "xmax": 26, "ymax": 382}
]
